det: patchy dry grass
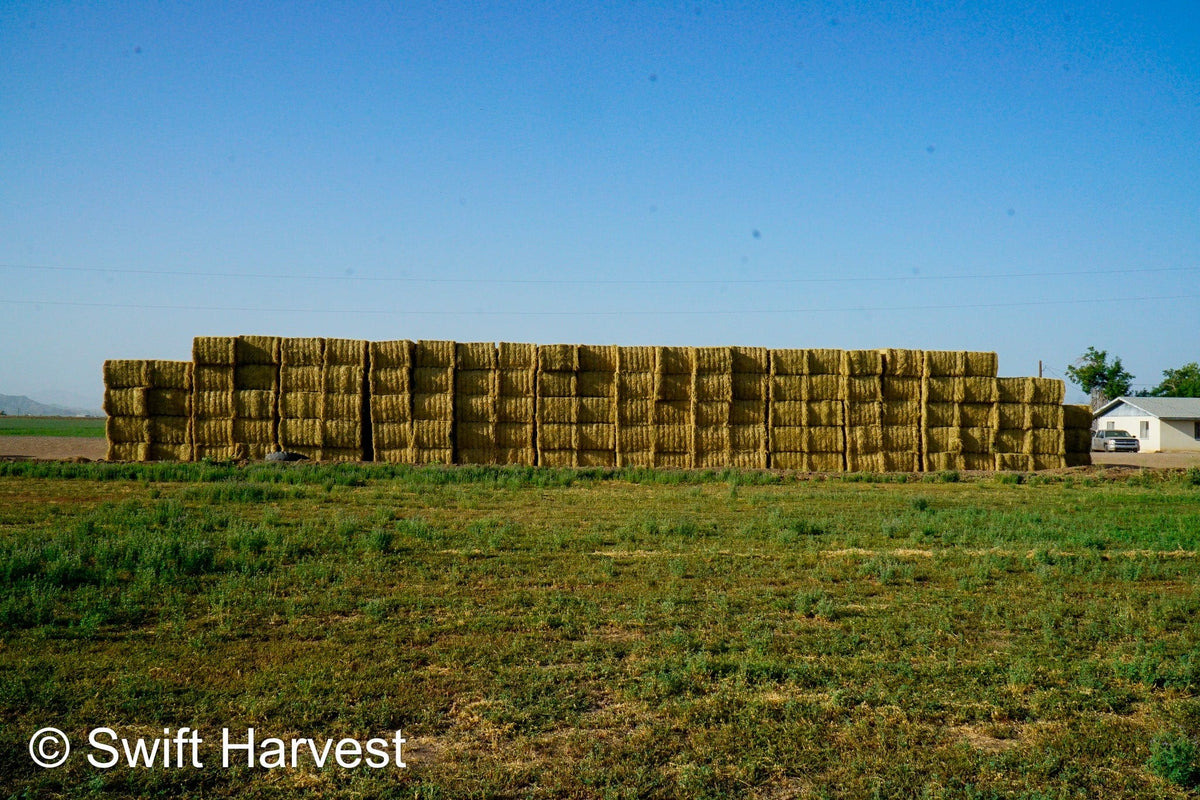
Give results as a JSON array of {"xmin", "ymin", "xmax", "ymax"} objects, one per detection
[{"xmin": 2, "ymin": 463, "xmax": 1200, "ymax": 797}]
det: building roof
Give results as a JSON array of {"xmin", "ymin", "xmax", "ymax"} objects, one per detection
[{"xmin": 1095, "ymin": 396, "xmax": 1200, "ymax": 420}]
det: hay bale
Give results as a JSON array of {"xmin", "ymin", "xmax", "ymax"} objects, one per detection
[
  {"xmin": 962, "ymin": 453, "xmax": 994, "ymax": 470},
  {"xmin": 993, "ymin": 428, "xmax": 1029, "ymax": 454},
  {"xmin": 414, "ymin": 340, "xmax": 456, "ymax": 368},
  {"xmin": 193, "ymin": 418, "xmax": 233, "ymax": 444},
  {"xmin": 732, "ymin": 371, "xmax": 766, "ymax": 402},
  {"xmin": 924, "ymin": 403, "xmax": 958, "ymax": 428},
  {"xmin": 654, "ymin": 452, "xmax": 692, "ymax": 469},
  {"xmin": 412, "ymin": 367, "xmax": 452, "ymax": 395},
  {"xmin": 106, "ymin": 416, "xmax": 148, "ymax": 443},
  {"xmin": 881, "ymin": 401, "xmax": 920, "ymax": 427},
  {"xmin": 193, "ymin": 445, "xmax": 239, "ymax": 461},
  {"xmin": 880, "ymin": 349, "xmax": 924, "ymax": 378},
  {"xmin": 456, "ymin": 342, "xmax": 498, "ymax": 370},
  {"xmin": 843, "ymin": 376, "xmax": 882, "ymax": 402},
  {"xmin": 770, "ymin": 350, "xmax": 808, "ymax": 376},
  {"xmin": 881, "ymin": 426, "xmax": 918, "ymax": 452},
  {"xmin": 881, "ymin": 376, "xmax": 921, "ymax": 402},
  {"xmin": 148, "ymin": 417, "xmax": 190, "ymax": 444},
  {"xmin": 1063, "ymin": 404, "xmax": 1093, "ymax": 429},
  {"xmin": 730, "ymin": 424, "xmax": 765, "ymax": 451},
  {"xmin": 655, "ymin": 373, "xmax": 692, "ymax": 401},
  {"xmin": 1029, "ymin": 404, "xmax": 1064, "ymax": 429},
  {"xmin": 578, "ymin": 371, "xmax": 615, "ymax": 398},
  {"xmin": 234, "ymin": 390, "xmax": 275, "ymax": 419},
  {"xmin": 807, "ymin": 350, "xmax": 842, "ymax": 375},
  {"xmin": 579, "ymin": 424, "xmax": 614, "ymax": 451},
  {"xmin": 617, "ymin": 346, "xmax": 655, "ymax": 372},
  {"xmin": 324, "ymin": 393, "xmax": 362, "ymax": 421},
  {"xmin": 496, "ymin": 423, "xmax": 533, "ymax": 449},
  {"xmin": 455, "ymin": 395, "xmax": 494, "ymax": 423},
  {"xmin": 1029, "ymin": 378, "xmax": 1065, "ymax": 404},
  {"xmin": 497, "ymin": 446, "xmax": 536, "ymax": 466},
  {"xmin": 579, "ymin": 450, "xmax": 616, "ymax": 468},
  {"xmin": 846, "ymin": 453, "xmax": 886, "ymax": 472},
  {"xmin": 617, "ymin": 426, "xmax": 653, "ymax": 455},
  {"xmin": 499, "ymin": 342, "xmax": 536, "ymax": 368},
  {"xmin": 282, "ymin": 365, "xmax": 324, "ymax": 393},
  {"xmin": 732, "ymin": 346, "xmax": 768, "ymax": 374},
  {"xmin": 499, "ymin": 369, "xmax": 535, "ymax": 398},
  {"xmin": 996, "ymin": 378, "xmax": 1030, "ymax": 404},
  {"xmin": 771, "ymin": 452, "xmax": 805, "ymax": 470},
  {"xmin": 497, "ymin": 397, "xmax": 534, "ymax": 422},
  {"xmin": 146, "ymin": 389, "xmax": 191, "ymax": 417},
  {"xmin": 802, "ymin": 426, "xmax": 844, "ymax": 452},
  {"xmin": 656, "ymin": 346, "xmax": 694, "ymax": 375},
  {"xmin": 455, "ymin": 422, "xmax": 496, "ymax": 449},
  {"xmin": 192, "ymin": 336, "xmax": 235, "ymax": 365},
  {"xmin": 1065, "ymin": 429, "xmax": 1092, "ymax": 453},
  {"xmin": 653, "ymin": 424, "xmax": 691, "ymax": 453},
  {"xmin": 103, "ymin": 359, "xmax": 150, "ymax": 390},
  {"xmin": 539, "ymin": 344, "xmax": 578, "ymax": 372},
  {"xmin": 618, "ymin": 399, "xmax": 653, "ymax": 425},
  {"xmin": 730, "ymin": 400, "xmax": 766, "ymax": 425},
  {"xmin": 108, "ymin": 442, "xmax": 150, "ymax": 461},
  {"xmin": 882, "ymin": 451, "xmax": 920, "ymax": 472},
  {"xmin": 923, "ymin": 351, "xmax": 964, "ymax": 377},
  {"xmin": 996, "ymin": 452, "xmax": 1034, "ymax": 471},
  {"xmin": 281, "ymin": 392, "xmax": 323, "ymax": 420},
  {"xmin": 578, "ymin": 345, "xmax": 617, "ymax": 372},
  {"xmin": 104, "ymin": 388, "xmax": 147, "ymax": 417},
  {"xmin": 959, "ymin": 427, "xmax": 995, "ymax": 454},
  {"xmin": 730, "ymin": 449, "xmax": 767, "ymax": 469},
  {"xmin": 147, "ymin": 443, "xmax": 191, "ymax": 462},
  {"xmin": 770, "ymin": 376, "xmax": 805, "ymax": 402},
  {"xmin": 318, "ymin": 419, "xmax": 360, "ymax": 449},
  {"xmin": 537, "ymin": 397, "xmax": 575, "ymax": 424},
  {"xmin": 694, "ymin": 372, "xmax": 732, "ymax": 402},
  {"xmin": 325, "ymin": 338, "xmax": 368, "ymax": 367},
  {"xmin": 540, "ymin": 450, "xmax": 577, "ymax": 468},
  {"xmin": 539, "ymin": 424, "xmax": 576, "ymax": 450},
  {"xmin": 841, "ymin": 350, "xmax": 884, "ymax": 376},
  {"xmin": 770, "ymin": 401, "xmax": 805, "ymax": 428},
  {"xmin": 323, "ymin": 365, "xmax": 364, "ymax": 395},
  {"xmin": 192, "ymin": 391, "xmax": 232, "ymax": 418},
  {"xmin": 370, "ymin": 340, "xmax": 413, "ymax": 372},
  {"xmin": 318, "ymin": 447, "xmax": 362, "ymax": 463},
  {"xmin": 1065, "ymin": 453, "xmax": 1091, "ymax": 467},
  {"xmin": 618, "ymin": 372, "xmax": 654, "ymax": 399},
  {"xmin": 962, "ymin": 377, "xmax": 998, "ymax": 404},
  {"xmin": 654, "ymin": 400, "xmax": 691, "ymax": 426},
  {"xmin": 924, "ymin": 427, "xmax": 962, "ymax": 454},
  {"xmin": 456, "ymin": 369, "xmax": 494, "ymax": 397},
  {"xmin": 922, "ymin": 377, "xmax": 962, "ymax": 403},
  {"xmin": 963, "ymin": 352, "xmax": 999, "ymax": 377},
  {"xmin": 804, "ymin": 452, "xmax": 844, "ymax": 472},
  {"xmin": 846, "ymin": 425, "xmax": 884, "ymax": 454},
  {"xmin": 1030, "ymin": 429, "xmax": 1066, "ymax": 455},
  {"xmin": 235, "ymin": 335, "xmax": 280, "ymax": 365},
  {"xmin": 960, "ymin": 403, "xmax": 997, "ymax": 428},
  {"xmin": 926, "ymin": 452, "xmax": 966, "ymax": 471},
  {"xmin": 145, "ymin": 360, "xmax": 191, "ymax": 389},
  {"xmin": 1032, "ymin": 454, "xmax": 1066, "ymax": 470},
  {"xmin": 537, "ymin": 371, "xmax": 575, "ymax": 398},
  {"xmin": 805, "ymin": 375, "xmax": 841, "ymax": 401},
  {"xmin": 233, "ymin": 418, "xmax": 275, "ymax": 443},
  {"xmin": 413, "ymin": 394, "xmax": 453, "ymax": 421},
  {"xmin": 694, "ymin": 347, "xmax": 732, "ymax": 374},
  {"xmin": 579, "ymin": 397, "xmax": 613, "ymax": 424},
  {"xmin": 280, "ymin": 418, "xmax": 323, "ymax": 448},
  {"xmin": 234, "ymin": 364, "xmax": 279, "ymax": 392},
  {"xmin": 846, "ymin": 402, "xmax": 883, "ymax": 427},
  {"xmin": 995, "ymin": 404, "xmax": 1027, "ymax": 430},
  {"xmin": 281, "ymin": 337, "xmax": 325, "ymax": 367},
  {"xmin": 696, "ymin": 401, "xmax": 730, "ymax": 426}
]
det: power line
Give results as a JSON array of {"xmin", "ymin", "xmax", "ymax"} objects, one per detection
[
  {"xmin": 5, "ymin": 293, "xmax": 1199, "ymax": 316},
  {"xmin": 1, "ymin": 262, "xmax": 1196, "ymax": 286}
]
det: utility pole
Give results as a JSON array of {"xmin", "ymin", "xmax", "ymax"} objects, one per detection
[{"xmin": 1038, "ymin": 360, "xmax": 1043, "ymax": 379}]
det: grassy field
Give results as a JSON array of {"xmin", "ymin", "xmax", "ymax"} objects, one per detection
[
  {"xmin": 3, "ymin": 462, "xmax": 1200, "ymax": 798},
  {"xmin": 0, "ymin": 416, "xmax": 105, "ymax": 437}
]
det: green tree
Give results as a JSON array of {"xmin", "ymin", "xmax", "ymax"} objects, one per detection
[
  {"xmin": 1066, "ymin": 347, "xmax": 1134, "ymax": 409},
  {"xmin": 1144, "ymin": 362, "xmax": 1200, "ymax": 397}
]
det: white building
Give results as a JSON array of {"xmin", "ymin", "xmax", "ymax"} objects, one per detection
[{"xmin": 1093, "ymin": 397, "xmax": 1200, "ymax": 453}]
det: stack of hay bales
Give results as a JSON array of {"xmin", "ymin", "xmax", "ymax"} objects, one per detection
[
  {"xmin": 692, "ymin": 347, "xmax": 769, "ymax": 469},
  {"xmin": 497, "ymin": 343, "xmax": 537, "ymax": 465},
  {"xmin": 232, "ymin": 336, "xmax": 281, "ymax": 460},
  {"xmin": 102, "ymin": 360, "xmax": 193, "ymax": 461},
  {"xmin": 842, "ymin": 350, "xmax": 886, "ymax": 472},
  {"xmin": 993, "ymin": 377, "xmax": 1067, "ymax": 470},
  {"xmin": 1063, "ymin": 404, "xmax": 1093, "ymax": 467},
  {"xmin": 921, "ymin": 351, "xmax": 999, "ymax": 471},
  {"xmin": 317, "ymin": 338, "xmax": 368, "ymax": 461},
  {"xmin": 615, "ymin": 346, "xmax": 656, "ymax": 467},
  {"xmin": 278, "ymin": 337, "xmax": 326, "ymax": 460},
  {"xmin": 410, "ymin": 341, "xmax": 455, "ymax": 464},
  {"xmin": 878, "ymin": 349, "xmax": 923, "ymax": 472},
  {"xmin": 368, "ymin": 340, "xmax": 414, "ymax": 464},
  {"xmin": 454, "ymin": 342, "xmax": 499, "ymax": 464},
  {"xmin": 535, "ymin": 344, "xmax": 579, "ymax": 467},
  {"xmin": 768, "ymin": 349, "xmax": 844, "ymax": 471},
  {"xmin": 576, "ymin": 345, "xmax": 617, "ymax": 467},
  {"xmin": 191, "ymin": 336, "xmax": 239, "ymax": 460},
  {"xmin": 653, "ymin": 346, "xmax": 696, "ymax": 468}
]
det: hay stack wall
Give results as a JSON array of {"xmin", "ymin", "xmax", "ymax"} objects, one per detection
[
  {"xmin": 369, "ymin": 340, "xmax": 414, "ymax": 464},
  {"xmin": 921, "ymin": 351, "xmax": 1000, "ymax": 472},
  {"xmin": 103, "ymin": 359, "xmax": 193, "ymax": 461},
  {"xmin": 455, "ymin": 342, "xmax": 499, "ymax": 465},
  {"xmin": 842, "ymin": 350, "xmax": 886, "ymax": 472},
  {"xmin": 878, "ymin": 349, "xmax": 923, "ymax": 472},
  {"xmin": 1063, "ymin": 404, "xmax": 1093, "ymax": 468},
  {"xmin": 191, "ymin": 336, "xmax": 238, "ymax": 461},
  {"xmin": 497, "ymin": 343, "xmax": 536, "ymax": 465},
  {"xmin": 616, "ymin": 346, "xmax": 655, "ymax": 467},
  {"xmin": 231, "ymin": 336, "xmax": 281, "ymax": 461},
  {"xmin": 279, "ymin": 337, "xmax": 326, "ymax": 461},
  {"xmin": 769, "ymin": 349, "xmax": 844, "ymax": 472},
  {"xmin": 411, "ymin": 341, "xmax": 455, "ymax": 464},
  {"xmin": 654, "ymin": 346, "xmax": 695, "ymax": 468},
  {"xmin": 320, "ymin": 339, "xmax": 369, "ymax": 461},
  {"xmin": 536, "ymin": 344, "xmax": 579, "ymax": 468}
]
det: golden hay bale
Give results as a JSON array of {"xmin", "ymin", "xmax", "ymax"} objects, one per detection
[
  {"xmin": 995, "ymin": 452, "xmax": 1034, "ymax": 471},
  {"xmin": 654, "ymin": 424, "xmax": 692, "ymax": 453},
  {"xmin": 456, "ymin": 369, "xmax": 494, "ymax": 397},
  {"xmin": 578, "ymin": 344, "xmax": 617, "ymax": 372},
  {"xmin": 617, "ymin": 346, "xmax": 655, "ymax": 372},
  {"xmin": 963, "ymin": 352, "xmax": 999, "ymax": 377},
  {"xmin": 841, "ymin": 350, "xmax": 884, "ymax": 376},
  {"xmin": 145, "ymin": 360, "xmax": 191, "ymax": 389},
  {"xmin": 324, "ymin": 338, "xmax": 368, "ymax": 367},
  {"xmin": 413, "ymin": 393, "xmax": 453, "ymax": 421},
  {"xmin": 194, "ymin": 391, "xmax": 233, "ymax": 418},
  {"xmin": 807, "ymin": 349, "xmax": 842, "ymax": 375},
  {"xmin": 148, "ymin": 417, "xmax": 190, "ymax": 444},
  {"xmin": 730, "ymin": 450, "xmax": 767, "ymax": 469},
  {"xmin": 805, "ymin": 375, "xmax": 842, "ymax": 402},
  {"xmin": 324, "ymin": 393, "xmax": 363, "ymax": 421},
  {"xmin": 371, "ymin": 421, "xmax": 410, "ymax": 451},
  {"xmin": 409, "ymin": 446, "xmax": 452, "ymax": 465},
  {"xmin": 617, "ymin": 399, "xmax": 653, "ymax": 425},
  {"xmin": 770, "ymin": 349, "xmax": 808, "ymax": 376},
  {"xmin": 923, "ymin": 351, "xmax": 963, "ymax": 377},
  {"xmin": 497, "ymin": 446, "xmax": 536, "ymax": 466},
  {"xmin": 579, "ymin": 397, "xmax": 614, "ymax": 423},
  {"xmin": 807, "ymin": 400, "xmax": 844, "ymax": 427},
  {"xmin": 995, "ymin": 404, "xmax": 1026, "ymax": 430},
  {"xmin": 1065, "ymin": 429, "xmax": 1092, "ymax": 453},
  {"xmin": 498, "ymin": 342, "xmax": 536, "ymax": 368},
  {"xmin": 730, "ymin": 424, "xmax": 765, "ymax": 450},
  {"xmin": 770, "ymin": 375, "xmax": 805, "ymax": 402},
  {"xmin": 771, "ymin": 451, "xmax": 804, "ymax": 470},
  {"xmin": 962, "ymin": 453, "xmax": 994, "ymax": 470},
  {"xmin": 731, "ymin": 346, "xmax": 768, "ymax": 373},
  {"xmin": 993, "ymin": 428, "xmax": 1028, "ymax": 453},
  {"xmin": 104, "ymin": 388, "xmax": 147, "ymax": 417},
  {"xmin": 696, "ymin": 450, "xmax": 728, "ymax": 469},
  {"xmin": 770, "ymin": 401, "xmax": 805, "ymax": 427},
  {"xmin": 924, "ymin": 427, "xmax": 962, "ymax": 454},
  {"xmin": 732, "ymin": 372, "xmax": 766, "ymax": 402},
  {"xmin": 146, "ymin": 388, "xmax": 191, "ymax": 417},
  {"xmin": 103, "ymin": 359, "xmax": 148, "ymax": 389},
  {"xmin": 1063, "ymin": 404, "xmax": 1093, "ymax": 429},
  {"xmin": 694, "ymin": 346, "xmax": 732, "ymax": 374},
  {"xmin": 881, "ymin": 376, "xmax": 921, "ymax": 402},
  {"xmin": 694, "ymin": 372, "xmax": 732, "ymax": 402},
  {"xmin": 455, "ymin": 421, "xmax": 495, "ymax": 449},
  {"xmin": 925, "ymin": 402, "xmax": 958, "ymax": 428},
  {"xmin": 925, "ymin": 452, "xmax": 966, "ymax": 471},
  {"xmin": 655, "ymin": 372, "xmax": 691, "ymax": 402},
  {"xmin": 280, "ymin": 418, "xmax": 323, "ymax": 448},
  {"xmin": 578, "ymin": 450, "xmax": 616, "ymax": 467},
  {"xmin": 193, "ymin": 444, "xmax": 239, "ymax": 461},
  {"xmin": 192, "ymin": 336, "xmax": 235, "ymax": 365},
  {"xmin": 413, "ymin": 340, "xmax": 455, "ymax": 368},
  {"xmin": 233, "ymin": 418, "xmax": 275, "ymax": 444},
  {"xmin": 846, "ymin": 452, "xmax": 886, "ymax": 472},
  {"xmin": 281, "ymin": 337, "xmax": 325, "ymax": 367},
  {"xmin": 1028, "ymin": 404, "xmax": 1064, "ymax": 429},
  {"xmin": 881, "ymin": 451, "xmax": 919, "ymax": 472},
  {"xmin": 696, "ymin": 401, "xmax": 730, "ymax": 426},
  {"xmin": 234, "ymin": 335, "xmax": 280, "ymax": 365},
  {"xmin": 880, "ymin": 401, "xmax": 920, "ymax": 427},
  {"xmin": 959, "ymin": 427, "xmax": 995, "ymax": 454},
  {"xmin": 616, "ymin": 447, "xmax": 653, "ymax": 468},
  {"xmin": 654, "ymin": 452, "xmax": 692, "ymax": 469},
  {"xmin": 730, "ymin": 399, "xmax": 766, "ymax": 425},
  {"xmin": 370, "ymin": 339, "xmax": 413, "ymax": 369},
  {"xmin": 579, "ymin": 424, "xmax": 615, "ymax": 450},
  {"xmin": 373, "ymin": 447, "xmax": 408, "ymax": 464},
  {"xmin": 456, "ymin": 341, "xmax": 497, "ymax": 370},
  {"xmin": 282, "ymin": 365, "xmax": 324, "ymax": 393},
  {"xmin": 496, "ymin": 423, "xmax": 533, "ymax": 448},
  {"xmin": 696, "ymin": 426, "xmax": 729, "ymax": 451},
  {"xmin": 845, "ymin": 425, "xmax": 884, "ymax": 454},
  {"xmin": 806, "ymin": 452, "xmax": 845, "ymax": 472},
  {"xmin": 618, "ymin": 371, "xmax": 654, "ymax": 399},
  {"xmin": 879, "ymin": 349, "xmax": 924, "ymax": 378},
  {"xmin": 411, "ymin": 366, "xmax": 451, "ymax": 395},
  {"xmin": 578, "ymin": 370, "xmax": 615, "ymax": 398},
  {"xmin": 193, "ymin": 418, "xmax": 234, "ymax": 444},
  {"xmin": 1032, "ymin": 454, "xmax": 1066, "ymax": 470},
  {"xmin": 498, "ymin": 368, "xmax": 535, "ymax": 398},
  {"xmin": 457, "ymin": 447, "xmax": 500, "ymax": 466},
  {"xmin": 538, "ymin": 423, "xmax": 576, "ymax": 450},
  {"xmin": 321, "ymin": 419, "xmax": 361, "ymax": 449},
  {"xmin": 147, "ymin": 443, "xmax": 191, "ymax": 462},
  {"xmin": 106, "ymin": 416, "xmax": 148, "ymax": 443},
  {"xmin": 802, "ymin": 426, "xmax": 844, "ymax": 453},
  {"xmin": 959, "ymin": 403, "xmax": 996, "ymax": 428},
  {"xmin": 842, "ymin": 375, "xmax": 882, "ymax": 402},
  {"xmin": 962, "ymin": 377, "xmax": 998, "ymax": 404},
  {"xmin": 455, "ymin": 395, "xmax": 495, "ymax": 423},
  {"xmin": 537, "ymin": 371, "xmax": 575, "ymax": 398},
  {"xmin": 655, "ymin": 400, "xmax": 691, "ymax": 426},
  {"xmin": 536, "ymin": 397, "xmax": 575, "ymax": 425},
  {"xmin": 234, "ymin": 390, "xmax": 275, "ymax": 419},
  {"xmin": 539, "ymin": 450, "xmax": 576, "ymax": 468},
  {"xmin": 1029, "ymin": 378, "xmax": 1065, "ymax": 404},
  {"xmin": 846, "ymin": 402, "xmax": 883, "ymax": 427},
  {"xmin": 922, "ymin": 377, "xmax": 962, "ymax": 403},
  {"xmin": 282, "ymin": 391, "xmax": 323, "ymax": 420},
  {"xmin": 234, "ymin": 364, "xmax": 279, "ymax": 392},
  {"xmin": 497, "ymin": 396, "xmax": 534, "ymax": 422},
  {"xmin": 539, "ymin": 344, "xmax": 578, "ymax": 372},
  {"xmin": 324, "ymin": 365, "xmax": 364, "ymax": 395},
  {"xmin": 656, "ymin": 346, "xmax": 694, "ymax": 375},
  {"xmin": 108, "ymin": 442, "xmax": 150, "ymax": 461},
  {"xmin": 1030, "ymin": 429, "xmax": 1066, "ymax": 455},
  {"xmin": 996, "ymin": 378, "xmax": 1029, "ymax": 404},
  {"xmin": 881, "ymin": 425, "xmax": 919, "ymax": 451}
]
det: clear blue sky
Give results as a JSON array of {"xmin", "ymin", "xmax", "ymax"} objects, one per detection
[{"xmin": 2, "ymin": 1, "xmax": 1197, "ymax": 409}]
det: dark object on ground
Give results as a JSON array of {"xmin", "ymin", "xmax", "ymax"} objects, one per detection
[{"xmin": 265, "ymin": 451, "xmax": 309, "ymax": 462}]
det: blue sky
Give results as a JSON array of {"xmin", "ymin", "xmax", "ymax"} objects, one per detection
[{"xmin": 2, "ymin": 1, "xmax": 1197, "ymax": 409}]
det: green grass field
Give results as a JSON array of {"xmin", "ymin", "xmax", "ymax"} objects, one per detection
[
  {"xmin": 0, "ymin": 416, "xmax": 105, "ymax": 437},
  {"xmin": 3, "ymin": 462, "xmax": 1200, "ymax": 798}
]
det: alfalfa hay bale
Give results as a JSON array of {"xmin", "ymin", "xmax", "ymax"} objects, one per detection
[
  {"xmin": 499, "ymin": 369, "xmax": 535, "ymax": 398},
  {"xmin": 654, "ymin": 424, "xmax": 692, "ymax": 454},
  {"xmin": 881, "ymin": 376, "xmax": 921, "ymax": 402},
  {"xmin": 1063, "ymin": 404, "xmax": 1093, "ymax": 430},
  {"xmin": 279, "ymin": 418, "xmax": 323, "ymax": 448},
  {"xmin": 923, "ymin": 351, "xmax": 964, "ymax": 377},
  {"xmin": 108, "ymin": 442, "xmax": 150, "ymax": 462},
  {"xmin": 922, "ymin": 377, "xmax": 962, "ymax": 403},
  {"xmin": 1029, "ymin": 404, "xmax": 1064, "ymax": 429},
  {"xmin": 959, "ymin": 403, "xmax": 997, "ymax": 428},
  {"xmin": 578, "ymin": 371, "xmax": 615, "ymax": 398},
  {"xmin": 456, "ymin": 342, "xmax": 497, "ymax": 370},
  {"xmin": 146, "ymin": 388, "xmax": 190, "ymax": 418},
  {"xmin": 284, "ymin": 391, "xmax": 324, "ymax": 420},
  {"xmin": 578, "ymin": 397, "xmax": 614, "ymax": 424},
  {"xmin": 325, "ymin": 338, "xmax": 368, "ymax": 367},
  {"xmin": 656, "ymin": 346, "xmax": 694, "ymax": 375},
  {"xmin": 192, "ymin": 336, "xmax": 235, "ymax": 365},
  {"xmin": 148, "ymin": 443, "xmax": 192, "ymax": 462},
  {"xmin": 412, "ymin": 367, "xmax": 452, "ymax": 395},
  {"xmin": 880, "ymin": 401, "xmax": 919, "ymax": 427},
  {"xmin": 148, "ymin": 416, "xmax": 190, "ymax": 444},
  {"xmin": 1029, "ymin": 378, "xmax": 1065, "ymax": 405},
  {"xmin": 841, "ymin": 349, "xmax": 884, "ymax": 376},
  {"xmin": 996, "ymin": 378, "xmax": 1031, "ymax": 404},
  {"xmin": 695, "ymin": 401, "xmax": 730, "ymax": 426},
  {"xmin": 539, "ymin": 344, "xmax": 578, "ymax": 372},
  {"xmin": 104, "ymin": 388, "xmax": 147, "ymax": 417},
  {"xmin": 846, "ymin": 452, "xmax": 886, "ymax": 472},
  {"xmin": 456, "ymin": 369, "xmax": 494, "ymax": 397},
  {"xmin": 281, "ymin": 337, "xmax": 325, "ymax": 367},
  {"xmin": 694, "ymin": 346, "xmax": 732, "ymax": 374},
  {"xmin": 235, "ymin": 335, "xmax": 280, "ymax": 365},
  {"xmin": 537, "ymin": 371, "xmax": 575, "ymax": 398},
  {"xmin": 617, "ymin": 346, "xmax": 655, "ymax": 373},
  {"xmin": 414, "ymin": 340, "xmax": 456, "ymax": 368},
  {"xmin": 963, "ymin": 351, "xmax": 999, "ymax": 377},
  {"xmin": 324, "ymin": 393, "xmax": 363, "ymax": 421},
  {"xmin": 655, "ymin": 372, "xmax": 692, "ymax": 402},
  {"xmin": 880, "ymin": 349, "xmax": 924, "ymax": 378},
  {"xmin": 996, "ymin": 452, "xmax": 1034, "ymax": 471},
  {"xmin": 770, "ymin": 350, "xmax": 809, "ymax": 376},
  {"xmin": 845, "ymin": 402, "xmax": 883, "ymax": 427},
  {"xmin": 694, "ymin": 372, "xmax": 732, "ymax": 402},
  {"xmin": 103, "ymin": 359, "xmax": 148, "ymax": 389},
  {"xmin": 234, "ymin": 364, "xmax": 279, "ymax": 392},
  {"xmin": 497, "ymin": 397, "xmax": 534, "ymax": 423},
  {"xmin": 578, "ymin": 344, "xmax": 617, "ymax": 372},
  {"xmin": 106, "ymin": 416, "xmax": 148, "ymax": 443},
  {"xmin": 233, "ymin": 390, "xmax": 275, "ymax": 419},
  {"xmin": 805, "ymin": 375, "xmax": 841, "ymax": 401}
]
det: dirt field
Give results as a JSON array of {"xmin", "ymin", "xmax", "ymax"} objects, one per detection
[
  {"xmin": 0, "ymin": 436, "xmax": 107, "ymax": 460},
  {"xmin": 1091, "ymin": 451, "xmax": 1200, "ymax": 469}
]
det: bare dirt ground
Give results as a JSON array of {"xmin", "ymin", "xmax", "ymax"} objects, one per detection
[
  {"xmin": 0, "ymin": 436, "xmax": 107, "ymax": 461},
  {"xmin": 1090, "ymin": 451, "xmax": 1200, "ymax": 469}
]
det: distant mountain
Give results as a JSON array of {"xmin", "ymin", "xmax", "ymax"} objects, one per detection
[{"xmin": 0, "ymin": 394, "xmax": 103, "ymax": 417}]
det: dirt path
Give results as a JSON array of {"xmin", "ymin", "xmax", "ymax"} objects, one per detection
[
  {"xmin": 1091, "ymin": 452, "xmax": 1200, "ymax": 469},
  {"xmin": 0, "ymin": 436, "xmax": 107, "ymax": 460}
]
